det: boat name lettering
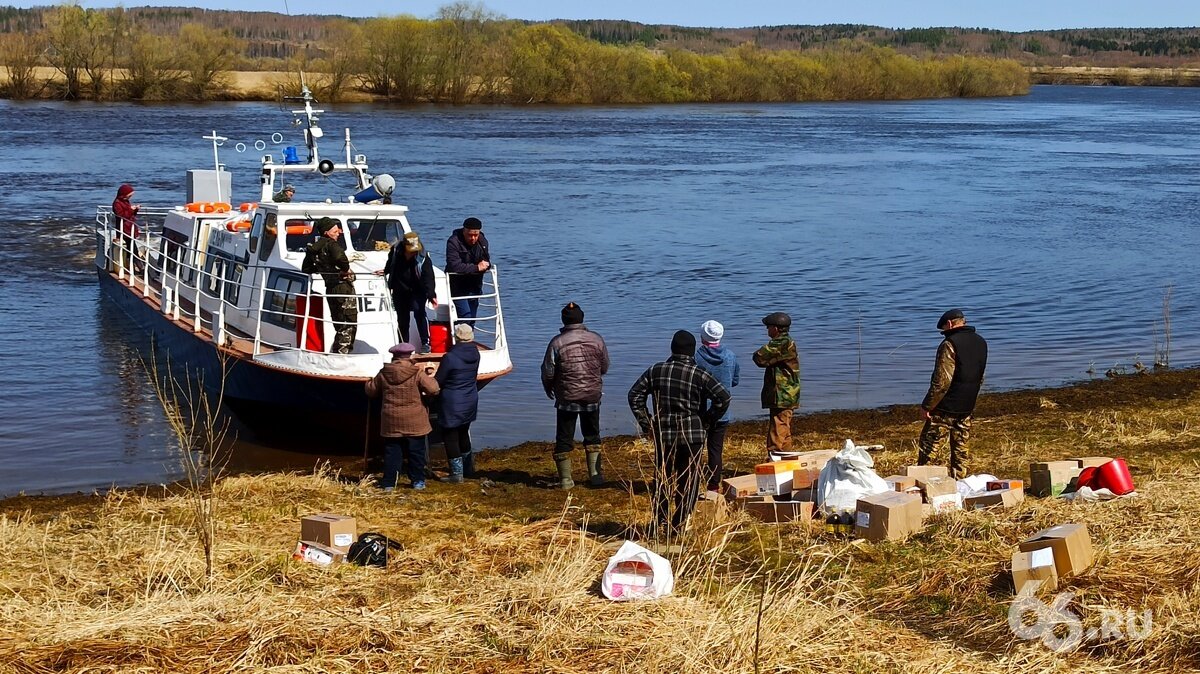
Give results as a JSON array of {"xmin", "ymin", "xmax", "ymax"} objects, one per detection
[{"xmin": 357, "ymin": 294, "xmax": 391, "ymax": 313}]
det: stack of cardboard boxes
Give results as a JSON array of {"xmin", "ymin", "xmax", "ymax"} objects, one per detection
[
  {"xmin": 292, "ymin": 513, "xmax": 356, "ymax": 567},
  {"xmin": 709, "ymin": 449, "xmax": 838, "ymax": 525}
]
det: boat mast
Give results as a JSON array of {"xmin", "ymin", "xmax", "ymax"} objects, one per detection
[{"xmin": 203, "ymin": 130, "xmax": 227, "ymax": 203}]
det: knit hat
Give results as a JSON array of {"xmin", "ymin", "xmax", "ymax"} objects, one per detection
[
  {"xmin": 403, "ymin": 231, "xmax": 423, "ymax": 253},
  {"xmin": 462, "ymin": 217, "xmax": 483, "ymax": 230},
  {"xmin": 454, "ymin": 323, "xmax": 474, "ymax": 342},
  {"xmin": 561, "ymin": 302, "xmax": 584, "ymax": 325},
  {"xmin": 700, "ymin": 320, "xmax": 723, "ymax": 344},
  {"xmin": 117, "ymin": 184, "xmax": 134, "ymax": 198},
  {"xmin": 282, "ymin": 184, "xmax": 295, "ymax": 192},
  {"xmin": 671, "ymin": 330, "xmax": 696, "ymax": 356},
  {"xmin": 937, "ymin": 308, "xmax": 964, "ymax": 330},
  {"xmin": 389, "ymin": 343, "xmax": 416, "ymax": 357},
  {"xmin": 315, "ymin": 217, "xmax": 338, "ymax": 234}
]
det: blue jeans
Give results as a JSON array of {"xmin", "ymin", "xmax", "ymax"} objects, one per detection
[
  {"xmin": 382, "ymin": 436, "xmax": 427, "ymax": 487},
  {"xmin": 453, "ymin": 297, "xmax": 479, "ymax": 322}
]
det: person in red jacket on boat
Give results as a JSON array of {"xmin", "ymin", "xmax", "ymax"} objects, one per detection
[{"xmin": 112, "ymin": 184, "xmax": 141, "ymax": 273}]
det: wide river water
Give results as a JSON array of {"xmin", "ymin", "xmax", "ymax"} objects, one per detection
[{"xmin": 2, "ymin": 85, "xmax": 1198, "ymax": 497}]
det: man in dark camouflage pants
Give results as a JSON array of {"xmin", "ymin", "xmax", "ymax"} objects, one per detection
[
  {"xmin": 302, "ymin": 217, "xmax": 358, "ymax": 354},
  {"xmin": 918, "ymin": 309, "xmax": 988, "ymax": 479}
]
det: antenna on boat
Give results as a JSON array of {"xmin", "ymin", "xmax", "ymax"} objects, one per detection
[
  {"xmin": 203, "ymin": 130, "xmax": 228, "ymax": 204},
  {"xmin": 283, "ymin": 86, "xmax": 324, "ymax": 166}
]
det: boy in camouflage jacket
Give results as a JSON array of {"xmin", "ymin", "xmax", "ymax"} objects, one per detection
[{"xmin": 752, "ymin": 312, "xmax": 801, "ymax": 453}]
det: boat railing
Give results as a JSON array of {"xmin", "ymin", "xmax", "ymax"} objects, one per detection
[
  {"xmin": 445, "ymin": 269, "xmax": 507, "ymax": 344},
  {"xmin": 95, "ymin": 207, "xmax": 509, "ymax": 377}
]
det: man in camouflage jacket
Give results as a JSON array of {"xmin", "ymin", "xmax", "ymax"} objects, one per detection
[
  {"xmin": 918, "ymin": 309, "xmax": 988, "ymax": 478},
  {"xmin": 302, "ymin": 217, "xmax": 358, "ymax": 354},
  {"xmin": 752, "ymin": 312, "xmax": 801, "ymax": 453}
]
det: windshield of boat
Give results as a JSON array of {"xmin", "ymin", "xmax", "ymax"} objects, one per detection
[
  {"xmin": 283, "ymin": 219, "xmax": 330, "ymax": 252},
  {"xmin": 347, "ymin": 218, "xmax": 403, "ymax": 252}
]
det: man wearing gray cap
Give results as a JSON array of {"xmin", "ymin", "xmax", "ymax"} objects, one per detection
[
  {"xmin": 365, "ymin": 343, "xmax": 440, "ymax": 491},
  {"xmin": 917, "ymin": 309, "xmax": 988, "ymax": 479}
]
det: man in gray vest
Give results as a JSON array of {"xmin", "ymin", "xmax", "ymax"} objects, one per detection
[{"xmin": 917, "ymin": 308, "xmax": 988, "ymax": 479}]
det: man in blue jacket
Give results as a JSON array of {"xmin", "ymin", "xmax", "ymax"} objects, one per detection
[
  {"xmin": 694, "ymin": 320, "xmax": 739, "ymax": 492},
  {"xmin": 444, "ymin": 217, "xmax": 490, "ymax": 322}
]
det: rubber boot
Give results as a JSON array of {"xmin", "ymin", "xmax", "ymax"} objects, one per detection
[
  {"xmin": 586, "ymin": 449, "xmax": 604, "ymax": 487},
  {"xmin": 462, "ymin": 451, "xmax": 477, "ymax": 479},
  {"xmin": 440, "ymin": 456, "xmax": 464, "ymax": 483},
  {"xmin": 554, "ymin": 452, "xmax": 575, "ymax": 490}
]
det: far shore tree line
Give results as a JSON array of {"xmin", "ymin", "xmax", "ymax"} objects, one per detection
[{"xmin": 0, "ymin": 3, "xmax": 1030, "ymax": 103}]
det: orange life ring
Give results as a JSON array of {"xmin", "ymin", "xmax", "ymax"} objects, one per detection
[
  {"xmin": 225, "ymin": 219, "xmax": 252, "ymax": 232},
  {"xmin": 286, "ymin": 224, "xmax": 313, "ymax": 235},
  {"xmin": 185, "ymin": 201, "xmax": 233, "ymax": 214},
  {"xmin": 239, "ymin": 202, "xmax": 257, "ymax": 212}
]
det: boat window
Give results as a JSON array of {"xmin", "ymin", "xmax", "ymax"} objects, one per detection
[
  {"xmin": 263, "ymin": 270, "xmax": 308, "ymax": 330},
  {"xmin": 259, "ymin": 213, "xmax": 278, "ymax": 262},
  {"xmin": 284, "ymin": 218, "xmax": 337, "ymax": 253},
  {"xmin": 159, "ymin": 228, "xmax": 189, "ymax": 275},
  {"xmin": 249, "ymin": 212, "xmax": 264, "ymax": 255},
  {"xmin": 201, "ymin": 249, "xmax": 232, "ymax": 298},
  {"xmin": 347, "ymin": 218, "xmax": 402, "ymax": 252},
  {"xmin": 223, "ymin": 254, "xmax": 247, "ymax": 305}
]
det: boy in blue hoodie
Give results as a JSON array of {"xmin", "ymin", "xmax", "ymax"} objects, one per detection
[{"xmin": 695, "ymin": 320, "xmax": 739, "ymax": 491}]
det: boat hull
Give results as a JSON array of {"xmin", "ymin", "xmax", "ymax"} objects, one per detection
[{"xmin": 99, "ymin": 271, "xmax": 378, "ymax": 453}]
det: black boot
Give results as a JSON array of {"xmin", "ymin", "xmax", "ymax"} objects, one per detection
[
  {"xmin": 462, "ymin": 451, "xmax": 477, "ymax": 479},
  {"xmin": 586, "ymin": 449, "xmax": 604, "ymax": 487}
]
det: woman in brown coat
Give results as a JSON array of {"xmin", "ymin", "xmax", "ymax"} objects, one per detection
[{"xmin": 365, "ymin": 343, "xmax": 440, "ymax": 490}]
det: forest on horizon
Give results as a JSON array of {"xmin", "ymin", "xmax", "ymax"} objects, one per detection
[{"xmin": 1, "ymin": 4, "xmax": 1197, "ymax": 68}]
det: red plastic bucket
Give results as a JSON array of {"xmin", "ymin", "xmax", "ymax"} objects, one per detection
[
  {"xmin": 1095, "ymin": 458, "xmax": 1135, "ymax": 495},
  {"xmin": 1076, "ymin": 466, "xmax": 1099, "ymax": 491},
  {"xmin": 429, "ymin": 322, "xmax": 450, "ymax": 353}
]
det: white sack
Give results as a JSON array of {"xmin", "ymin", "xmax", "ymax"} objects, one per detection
[
  {"xmin": 816, "ymin": 439, "xmax": 890, "ymax": 512},
  {"xmin": 601, "ymin": 540, "xmax": 674, "ymax": 601}
]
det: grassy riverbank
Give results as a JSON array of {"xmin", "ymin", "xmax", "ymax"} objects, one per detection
[
  {"xmin": 2, "ymin": 369, "xmax": 1199, "ymax": 672},
  {"xmin": 1030, "ymin": 66, "xmax": 1200, "ymax": 86}
]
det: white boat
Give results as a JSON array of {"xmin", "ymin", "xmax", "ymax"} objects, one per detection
[{"xmin": 94, "ymin": 87, "xmax": 512, "ymax": 447}]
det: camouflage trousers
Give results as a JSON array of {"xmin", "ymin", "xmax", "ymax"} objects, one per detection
[
  {"xmin": 917, "ymin": 411, "xmax": 972, "ymax": 479},
  {"xmin": 328, "ymin": 296, "xmax": 358, "ymax": 354}
]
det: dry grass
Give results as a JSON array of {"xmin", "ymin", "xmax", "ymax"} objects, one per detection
[{"xmin": 3, "ymin": 369, "xmax": 1200, "ymax": 672}]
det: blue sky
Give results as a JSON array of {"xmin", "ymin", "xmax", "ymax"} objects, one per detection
[{"xmin": 44, "ymin": 0, "xmax": 1200, "ymax": 30}]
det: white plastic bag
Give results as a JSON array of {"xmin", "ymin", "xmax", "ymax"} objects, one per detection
[
  {"xmin": 601, "ymin": 540, "xmax": 674, "ymax": 601},
  {"xmin": 956, "ymin": 473, "xmax": 999, "ymax": 499},
  {"xmin": 816, "ymin": 439, "xmax": 890, "ymax": 512}
]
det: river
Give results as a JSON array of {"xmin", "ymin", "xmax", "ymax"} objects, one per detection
[{"xmin": 2, "ymin": 85, "xmax": 1198, "ymax": 497}]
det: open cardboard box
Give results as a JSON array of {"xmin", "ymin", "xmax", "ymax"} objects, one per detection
[
  {"xmin": 1012, "ymin": 548, "xmax": 1058, "ymax": 593},
  {"xmin": 1018, "ymin": 523, "xmax": 1094, "ymax": 578}
]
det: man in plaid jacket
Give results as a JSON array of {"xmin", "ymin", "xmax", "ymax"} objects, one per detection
[{"xmin": 629, "ymin": 330, "xmax": 731, "ymax": 537}]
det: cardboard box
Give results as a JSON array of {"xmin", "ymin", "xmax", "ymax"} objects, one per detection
[
  {"xmin": 986, "ymin": 479, "xmax": 1024, "ymax": 492},
  {"xmin": 722, "ymin": 474, "xmax": 759, "ymax": 501},
  {"xmin": 963, "ymin": 487, "xmax": 1024, "ymax": 510},
  {"xmin": 745, "ymin": 497, "xmax": 814, "ymax": 524},
  {"xmin": 1070, "ymin": 456, "xmax": 1112, "ymax": 469},
  {"xmin": 300, "ymin": 513, "xmax": 357, "ymax": 553},
  {"xmin": 1030, "ymin": 462, "xmax": 1082, "ymax": 498},
  {"xmin": 904, "ymin": 465, "xmax": 949, "ymax": 480},
  {"xmin": 854, "ymin": 491, "xmax": 923, "ymax": 542},
  {"xmin": 884, "ymin": 475, "xmax": 917, "ymax": 492},
  {"xmin": 1012, "ymin": 548, "xmax": 1058, "ymax": 593},
  {"xmin": 756, "ymin": 460, "xmax": 806, "ymax": 496},
  {"xmin": 692, "ymin": 494, "xmax": 732, "ymax": 526},
  {"xmin": 292, "ymin": 540, "xmax": 346, "ymax": 567},
  {"xmin": 786, "ymin": 449, "xmax": 838, "ymax": 489},
  {"xmin": 1018, "ymin": 523, "xmax": 1094, "ymax": 578},
  {"xmin": 917, "ymin": 476, "xmax": 956, "ymax": 498}
]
